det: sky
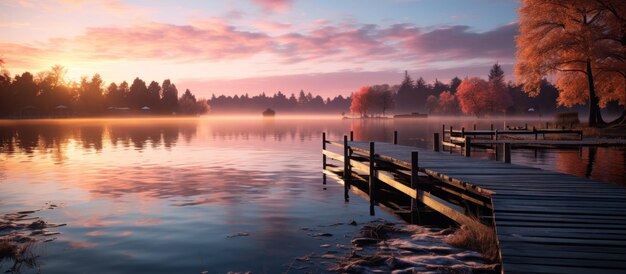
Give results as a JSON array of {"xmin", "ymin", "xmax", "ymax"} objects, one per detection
[{"xmin": 0, "ymin": 0, "xmax": 520, "ymax": 98}]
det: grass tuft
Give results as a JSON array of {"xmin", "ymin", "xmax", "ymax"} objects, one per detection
[{"xmin": 444, "ymin": 221, "xmax": 499, "ymax": 262}]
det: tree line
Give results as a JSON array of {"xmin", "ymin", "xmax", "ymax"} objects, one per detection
[
  {"xmin": 0, "ymin": 64, "xmax": 208, "ymax": 117},
  {"xmin": 207, "ymin": 91, "xmax": 351, "ymax": 114},
  {"xmin": 349, "ymin": 64, "xmax": 574, "ymax": 118}
]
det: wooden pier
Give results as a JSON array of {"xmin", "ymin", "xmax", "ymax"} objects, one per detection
[
  {"xmin": 439, "ymin": 125, "xmax": 626, "ymax": 161},
  {"xmin": 322, "ymin": 132, "xmax": 626, "ymax": 273}
]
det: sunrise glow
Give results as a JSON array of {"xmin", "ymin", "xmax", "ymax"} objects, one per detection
[{"xmin": 0, "ymin": 0, "xmax": 519, "ymax": 97}]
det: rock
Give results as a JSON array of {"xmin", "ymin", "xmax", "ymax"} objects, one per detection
[
  {"xmin": 27, "ymin": 220, "xmax": 47, "ymax": 230},
  {"xmin": 349, "ymin": 220, "xmax": 358, "ymax": 226},
  {"xmin": 311, "ymin": 233, "xmax": 333, "ymax": 237},
  {"xmin": 226, "ymin": 232, "xmax": 249, "ymax": 238}
]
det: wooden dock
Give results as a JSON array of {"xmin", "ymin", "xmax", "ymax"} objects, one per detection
[{"xmin": 322, "ymin": 132, "xmax": 626, "ymax": 273}]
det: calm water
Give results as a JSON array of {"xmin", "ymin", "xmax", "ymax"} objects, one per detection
[{"xmin": 1, "ymin": 117, "xmax": 624, "ymax": 273}]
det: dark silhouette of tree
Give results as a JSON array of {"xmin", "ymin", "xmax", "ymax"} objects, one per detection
[
  {"xmin": 13, "ymin": 72, "xmax": 38, "ymax": 112},
  {"xmin": 79, "ymin": 74, "xmax": 105, "ymax": 114},
  {"xmin": 161, "ymin": 79, "xmax": 178, "ymax": 114},
  {"xmin": 147, "ymin": 81, "xmax": 161, "ymax": 109},
  {"xmin": 396, "ymin": 71, "xmax": 415, "ymax": 112},
  {"xmin": 449, "ymin": 77, "xmax": 462, "ymax": 94},
  {"xmin": 425, "ymin": 95, "xmax": 438, "ymax": 114},
  {"xmin": 489, "ymin": 63, "xmax": 505, "ymax": 86},
  {"xmin": 487, "ymin": 63, "xmax": 512, "ymax": 114},
  {"xmin": 179, "ymin": 89, "xmax": 209, "ymax": 115},
  {"xmin": 129, "ymin": 77, "xmax": 148, "ymax": 108}
]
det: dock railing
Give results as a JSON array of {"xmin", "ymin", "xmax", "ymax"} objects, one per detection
[{"xmin": 322, "ymin": 131, "xmax": 493, "ymax": 231}]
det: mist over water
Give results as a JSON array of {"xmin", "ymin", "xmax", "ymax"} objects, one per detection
[{"xmin": 0, "ymin": 117, "xmax": 624, "ymax": 273}]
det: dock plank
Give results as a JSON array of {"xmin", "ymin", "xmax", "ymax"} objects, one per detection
[{"xmin": 335, "ymin": 141, "xmax": 626, "ymax": 273}]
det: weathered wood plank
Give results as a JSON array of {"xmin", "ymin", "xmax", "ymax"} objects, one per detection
[{"xmin": 327, "ymin": 140, "xmax": 626, "ymax": 274}]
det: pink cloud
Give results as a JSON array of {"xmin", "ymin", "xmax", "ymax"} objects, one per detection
[
  {"xmin": 0, "ymin": 20, "xmax": 517, "ymax": 78},
  {"xmin": 253, "ymin": 20, "xmax": 292, "ymax": 32},
  {"xmin": 251, "ymin": 0, "xmax": 292, "ymax": 13}
]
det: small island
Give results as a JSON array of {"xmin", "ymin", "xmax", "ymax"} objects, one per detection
[{"xmin": 262, "ymin": 108, "xmax": 276, "ymax": 117}]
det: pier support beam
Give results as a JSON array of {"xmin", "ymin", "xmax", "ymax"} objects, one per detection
[
  {"xmin": 433, "ymin": 133, "xmax": 440, "ymax": 152},
  {"xmin": 464, "ymin": 137, "xmax": 472, "ymax": 157},
  {"xmin": 504, "ymin": 143, "xmax": 511, "ymax": 163},
  {"xmin": 322, "ymin": 132, "xmax": 327, "ymax": 185},
  {"xmin": 350, "ymin": 131, "xmax": 354, "ymax": 141},
  {"xmin": 410, "ymin": 151, "xmax": 419, "ymax": 224},
  {"xmin": 369, "ymin": 141, "xmax": 376, "ymax": 216},
  {"xmin": 343, "ymin": 135, "xmax": 350, "ymax": 201},
  {"xmin": 322, "ymin": 132, "xmax": 326, "ymax": 169},
  {"xmin": 393, "ymin": 131, "xmax": 398, "ymax": 145}
]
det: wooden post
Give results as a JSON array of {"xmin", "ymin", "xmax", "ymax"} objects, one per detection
[
  {"xmin": 533, "ymin": 126, "xmax": 538, "ymax": 140},
  {"xmin": 433, "ymin": 133, "xmax": 440, "ymax": 152},
  {"xmin": 464, "ymin": 137, "xmax": 472, "ymax": 157},
  {"xmin": 494, "ymin": 129, "xmax": 498, "ymax": 140},
  {"xmin": 393, "ymin": 130, "xmax": 398, "ymax": 145},
  {"xmin": 461, "ymin": 127, "xmax": 465, "ymax": 138},
  {"xmin": 322, "ymin": 132, "xmax": 327, "ymax": 185},
  {"xmin": 546, "ymin": 121, "xmax": 549, "ymax": 129},
  {"xmin": 473, "ymin": 124, "xmax": 476, "ymax": 130},
  {"xmin": 442, "ymin": 124, "xmax": 445, "ymax": 140},
  {"xmin": 525, "ymin": 123, "xmax": 528, "ymax": 130},
  {"xmin": 504, "ymin": 143, "xmax": 511, "ymax": 163},
  {"xmin": 410, "ymin": 151, "xmax": 419, "ymax": 223},
  {"xmin": 343, "ymin": 135, "xmax": 350, "ymax": 201},
  {"xmin": 495, "ymin": 143, "xmax": 500, "ymax": 161},
  {"xmin": 490, "ymin": 124, "xmax": 494, "ymax": 131},
  {"xmin": 350, "ymin": 131, "xmax": 354, "ymax": 141},
  {"xmin": 322, "ymin": 132, "xmax": 327, "ymax": 169},
  {"xmin": 369, "ymin": 142, "xmax": 376, "ymax": 215}
]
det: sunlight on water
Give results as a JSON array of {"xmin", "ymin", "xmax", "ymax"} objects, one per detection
[{"xmin": 0, "ymin": 117, "xmax": 624, "ymax": 273}]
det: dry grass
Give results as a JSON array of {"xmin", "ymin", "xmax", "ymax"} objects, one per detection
[
  {"xmin": 0, "ymin": 239, "xmax": 39, "ymax": 273},
  {"xmin": 444, "ymin": 221, "xmax": 499, "ymax": 262}
]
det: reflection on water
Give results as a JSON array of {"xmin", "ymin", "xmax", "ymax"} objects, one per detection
[{"xmin": 0, "ymin": 117, "xmax": 624, "ymax": 273}]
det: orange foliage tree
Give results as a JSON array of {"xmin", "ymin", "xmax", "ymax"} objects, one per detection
[
  {"xmin": 515, "ymin": 0, "xmax": 626, "ymax": 127},
  {"xmin": 437, "ymin": 91, "xmax": 459, "ymax": 114},
  {"xmin": 349, "ymin": 85, "xmax": 395, "ymax": 117},
  {"xmin": 425, "ymin": 95, "xmax": 438, "ymax": 114},
  {"xmin": 350, "ymin": 86, "xmax": 370, "ymax": 117},
  {"xmin": 456, "ymin": 77, "xmax": 491, "ymax": 117},
  {"xmin": 457, "ymin": 77, "xmax": 511, "ymax": 117}
]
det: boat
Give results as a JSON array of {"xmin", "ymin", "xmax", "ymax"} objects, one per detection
[
  {"xmin": 393, "ymin": 112, "xmax": 428, "ymax": 118},
  {"xmin": 262, "ymin": 108, "xmax": 276, "ymax": 117}
]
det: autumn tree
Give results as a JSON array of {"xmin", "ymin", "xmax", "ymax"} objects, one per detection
[
  {"xmin": 370, "ymin": 84, "xmax": 395, "ymax": 116},
  {"xmin": 438, "ymin": 91, "xmax": 459, "ymax": 114},
  {"xmin": 425, "ymin": 95, "xmax": 438, "ymax": 114},
  {"xmin": 515, "ymin": 0, "xmax": 625, "ymax": 127},
  {"xmin": 350, "ymin": 86, "xmax": 370, "ymax": 117},
  {"xmin": 456, "ymin": 77, "xmax": 491, "ymax": 117}
]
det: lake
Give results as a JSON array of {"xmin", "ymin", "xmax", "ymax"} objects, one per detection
[{"xmin": 1, "ymin": 116, "xmax": 624, "ymax": 273}]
